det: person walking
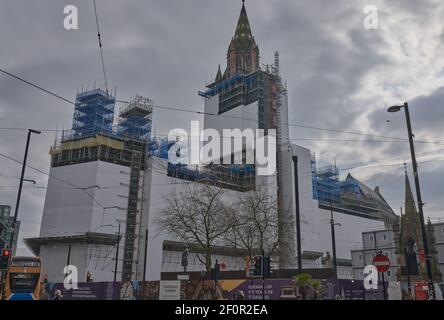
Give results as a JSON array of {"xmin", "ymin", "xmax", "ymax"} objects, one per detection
[{"xmin": 53, "ymin": 289, "xmax": 63, "ymax": 300}]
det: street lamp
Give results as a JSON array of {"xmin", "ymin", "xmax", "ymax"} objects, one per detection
[
  {"xmin": 9, "ymin": 129, "xmax": 41, "ymax": 251},
  {"xmin": 387, "ymin": 102, "xmax": 435, "ymax": 299},
  {"xmin": 329, "ymin": 201, "xmax": 341, "ymax": 279}
]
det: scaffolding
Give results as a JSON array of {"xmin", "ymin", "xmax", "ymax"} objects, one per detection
[
  {"xmin": 71, "ymin": 88, "xmax": 116, "ymax": 138},
  {"xmin": 117, "ymin": 95, "xmax": 153, "ymax": 141},
  {"xmin": 50, "ymin": 132, "xmax": 146, "ymax": 169},
  {"xmin": 166, "ymin": 162, "xmax": 256, "ymax": 192},
  {"xmin": 198, "ymin": 67, "xmax": 283, "ymax": 125},
  {"xmin": 121, "ymin": 150, "xmax": 142, "ymax": 282},
  {"xmin": 148, "ymin": 137, "xmax": 174, "ymax": 160},
  {"xmin": 47, "ymin": 90, "xmax": 155, "ymax": 282},
  {"xmin": 311, "ymin": 156, "xmax": 398, "ymax": 225}
]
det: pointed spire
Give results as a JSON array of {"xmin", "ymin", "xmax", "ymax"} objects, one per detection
[
  {"xmin": 401, "ymin": 169, "xmax": 422, "ymax": 245},
  {"xmin": 233, "ymin": 0, "xmax": 255, "ymax": 50},
  {"xmin": 215, "ymin": 64, "xmax": 223, "ymax": 82},
  {"xmin": 225, "ymin": 0, "xmax": 260, "ymax": 77},
  {"xmin": 405, "ymin": 169, "xmax": 417, "ymax": 216}
]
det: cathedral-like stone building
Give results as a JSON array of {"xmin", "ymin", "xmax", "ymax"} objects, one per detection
[{"xmin": 395, "ymin": 168, "xmax": 442, "ymax": 296}]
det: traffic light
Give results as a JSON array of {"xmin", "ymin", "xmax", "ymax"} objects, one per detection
[
  {"xmin": 250, "ymin": 256, "xmax": 262, "ymax": 277},
  {"xmin": 263, "ymin": 256, "xmax": 272, "ymax": 277},
  {"xmin": 248, "ymin": 256, "xmax": 260, "ymax": 277},
  {"xmin": 247, "ymin": 256, "xmax": 273, "ymax": 278},
  {"xmin": 0, "ymin": 249, "xmax": 11, "ymax": 270}
]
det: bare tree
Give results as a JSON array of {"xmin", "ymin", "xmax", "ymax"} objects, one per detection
[
  {"xmin": 156, "ymin": 183, "xmax": 237, "ymax": 272},
  {"xmin": 229, "ymin": 186, "xmax": 281, "ymax": 258}
]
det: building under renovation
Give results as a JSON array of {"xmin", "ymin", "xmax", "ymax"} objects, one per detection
[
  {"xmin": 25, "ymin": 89, "xmax": 154, "ymax": 282},
  {"xmin": 27, "ymin": 2, "xmax": 399, "ymax": 283},
  {"xmin": 142, "ymin": 2, "xmax": 398, "ymax": 279}
]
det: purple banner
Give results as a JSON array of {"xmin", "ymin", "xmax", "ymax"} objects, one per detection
[
  {"xmin": 228, "ymin": 279, "xmax": 296, "ymax": 300},
  {"xmin": 51, "ymin": 282, "xmax": 121, "ymax": 300},
  {"xmin": 228, "ymin": 279, "xmax": 386, "ymax": 300},
  {"xmin": 321, "ymin": 279, "xmax": 385, "ymax": 300}
]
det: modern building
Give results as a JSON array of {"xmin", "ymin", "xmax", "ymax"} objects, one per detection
[
  {"xmin": 0, "ymin": 205, "xmax": 20, "ymax": 254},
  {"xmin": 351, "ymin": 228, "xmax": 399, "ymax": 282},
  {"xmin": 430, "ymin": 218, "xmax": 444, "ymax": 279},
  {"xmin": 0, "ymin": 205, "xmax": 11, "ymax": 251}
]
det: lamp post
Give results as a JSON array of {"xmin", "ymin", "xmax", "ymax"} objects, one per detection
[
  {"xmin": 9, "ymin": 129, "xmax": 41, "ymax": 251},
  {"xmin": 292, "ymin": 155, "xmax": 303, "ymax": 274},
  {"xmin": 329, "ymin": 201, "xmax": 341, "ymax": 279},
  {"xmin": 388, "ymin": 102, "xmax": 435, "ymax": 299},
  {"xmin": 113, "ymin": 220, "xmax": 123, "ymax": 284}
]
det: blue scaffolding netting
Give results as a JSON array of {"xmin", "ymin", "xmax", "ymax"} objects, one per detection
[
  {"xmin": 117, "ymin": 95, "xmax": 153, "ymax": 141},
  {"xmin": 71, "ymin": 88, "xmax": 115, "ymax": 138},
  {"xmin": 311, "ymin": 157, "xmax": 360, "ymax": 202}
]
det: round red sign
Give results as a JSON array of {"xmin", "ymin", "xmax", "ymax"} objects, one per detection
[{"xmin": 373, "ymin": 253, "xmax": 390, "ymax": 273}]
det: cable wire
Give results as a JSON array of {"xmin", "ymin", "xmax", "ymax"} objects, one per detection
[
  {"xmin": 93, "ymin": 0, "xmax": 109, "ymax": 94},
  {"xmin": 3, "ymin": 68, "xmax": 443, "ymax": 144},
  {"xmin": 0, "ymin": 150, "xmax": 106, "ymax": 208}
]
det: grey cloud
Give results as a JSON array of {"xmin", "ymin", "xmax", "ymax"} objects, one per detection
[{"xmin": 0, "ymin": 0, "xmax": 443, "ymax": 255}]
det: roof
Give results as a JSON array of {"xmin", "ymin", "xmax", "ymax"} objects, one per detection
[
  {"xmin": 24, "ymin": 232, "xmax": 119, "ymax": 256},
  {"xmin": 345, "ymin": 173, "xmax": 397, "ymax": 217}
]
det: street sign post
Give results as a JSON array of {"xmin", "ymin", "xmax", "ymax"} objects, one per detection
[
  {"xmin": 373, "ymin": 253, "xmax": 390, "ymax": 273},
  {"xmin": 373, "ymin": 252, "xmax": 390, "ymax": 300}
]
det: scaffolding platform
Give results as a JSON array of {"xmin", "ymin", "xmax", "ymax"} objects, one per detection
[
  {"xmin": 118, "ymin": 95, "xmax": 153, "ymax": 141},
  {"xmin": 71, "ymin": 88, "xmax": 116, "ymax": 139},
  {"xmin": 311, "ymin": 155, "xmax": 398, "ymax": 225}
]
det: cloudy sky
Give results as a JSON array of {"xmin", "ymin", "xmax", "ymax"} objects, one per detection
[{"xmin": 0, "ymin": 0, "xmax": 443, "ymax": 255}]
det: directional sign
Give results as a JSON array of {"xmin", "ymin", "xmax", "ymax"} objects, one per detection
[{"xmin": 373, "ymin": 253, "xmax": 390, "ymax": 273}]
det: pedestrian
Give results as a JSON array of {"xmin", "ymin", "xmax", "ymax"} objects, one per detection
[
  {"xmin": 54, "ymin": 289, "xmax": 63, "ymax": 300},
  {"xmin": 236, "ymin": 290, "xmax": 245, "ymax": 300}
]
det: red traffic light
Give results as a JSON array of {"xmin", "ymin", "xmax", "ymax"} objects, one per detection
[{"xmin": 2, "ymin": 249, "xmax": 11, "ymax": 256}]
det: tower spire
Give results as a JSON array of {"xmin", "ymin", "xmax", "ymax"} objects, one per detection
[
  {"xmin": 225, "ymin": 0, "xmax": 260, "ymax": 78},
  {"xmin": 401, "ymin": 169, "xmax": 421, "ymax": 246},
  {"xmin": 405, "ymin": 169, "xmax": 418, "ymax": 217},
  {"xmin": 215, "ymin": 64, "xmax": 222, "ymax": 82}
]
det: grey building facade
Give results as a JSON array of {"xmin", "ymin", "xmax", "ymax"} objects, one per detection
[
  {"xmin": 432, "ymin": 219, "xmax": 444, "ymax": 279},
  {"xmin": 351, "ymin": 228, "xmax": 399, "ymax": 282},
  {"xmin": 0, "ymin": 205, "xmax": 20, "ymax": 254}
]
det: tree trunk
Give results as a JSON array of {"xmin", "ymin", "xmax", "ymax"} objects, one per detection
[{"xmin": 206, "ymin": 253, "xmax": 212, "ymax": 273}]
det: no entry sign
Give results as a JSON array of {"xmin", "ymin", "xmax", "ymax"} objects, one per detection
[{"xmin": 373, "ymin": 253, "xmax": 390, "ymax": 273}]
